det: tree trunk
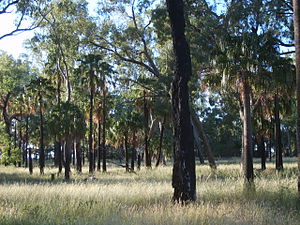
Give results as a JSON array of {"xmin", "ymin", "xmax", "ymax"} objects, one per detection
[
  {"xmin": 167, "ymin": 0, "xmax": 196, "ymax": 203},
  {"xmin": 191, "ymin": 112, "xmax": 216, "ymax": 169},
  {"xmin": 137, "ymin": 153, "xmax": 141, "ymax": 170},
  {"xmin": 239, "ymin": 75, "xmax": 254, "ymax": 186},
  {"xmin": 257, "ymin": 134, "xmax": 266, "ymax": 170},
  {"xmin": 97, "ymin": 121, "xmax": 101, "ymax": 171},
  {"xmin": 64, "ymin": 137, "xmax": 72, "ymax": 180},
  {"xmin": 156, "ymin": 117, "xmax": 166, "ymax": 167},
  {"xmin": 192, "ymin": 123, "xmax": 205, "ymax": 164},
  {"xmin": 293, "ymin": 0, "xmax": 300, "ymax": 197},
  {"xmin": 39, "ymin": 95, "xmax": 45, "ymax": 175},
  {"xmin": 29, "ymin": 147, "xmax": 33, "ymax": 175},
  {"xmin": 88, "ymin": 71, "xmax": 94, "ymax": 174},
  {"xmin": 274, "ymin": 94, "xmax": 283, "ymax": 171},
  {"xmin": 24, "ymin": 116, "xmax": 29, "ymax": 168},
  {"xmin": 125, "ymin": 132, "xmax": 129, "ymax": 172},
  {"xmin": 131, "ymin": 131, "xmax": 136, "ymax": 171},
  {"xmin": 143, "ymin": 90, "xmax": 151, "ymax": 168},
  {"xmin": 76, "ymin": 138, "xmax": 82, "ymax": 173},
  {"xmin": 102, "ymin": 78, "xmax": 107, "ymax": 172}
]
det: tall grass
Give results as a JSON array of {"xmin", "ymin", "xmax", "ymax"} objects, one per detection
[{"xmin": 0, "ymin": 158, "xmax": 299, "ymax": 225}]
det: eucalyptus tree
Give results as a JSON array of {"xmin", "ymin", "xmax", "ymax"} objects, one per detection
[
  {"xmin": 27, "ymin": 0, "xmax": 95, "ymax": 102},
  {"xmin": 166, "ymin": 0, "xmax": 196, "ymax": 203},
  {"xmin": 0, "ymin": 0, "xmax": 45, "ymax": 40}
]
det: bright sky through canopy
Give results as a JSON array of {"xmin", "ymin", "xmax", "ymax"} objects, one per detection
[{"xmin": 0, "ymin": 0, "xmax": 98, "ymax": 59}]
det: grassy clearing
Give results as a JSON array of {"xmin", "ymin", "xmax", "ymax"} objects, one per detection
[{"xmin": 0, "ymin": 158, "xmax": 299, "ymax": 225}]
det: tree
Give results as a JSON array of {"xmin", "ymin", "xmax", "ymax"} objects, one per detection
[
  {"xmin": 48, "ymin": 101, "xmax": 85, "ymax": 180},
  {"xmin": 26, "ymin": 77, "xmax": 55, "ymax": 174},
  {"xmin": 293, "ymin": 0, "xmax": 300, "ymax": 196},
  {"xmin": 166, "ymin": 0, "xmax": 196, "ymax": 203}
]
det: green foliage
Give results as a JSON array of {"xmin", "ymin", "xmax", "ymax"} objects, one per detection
[
  {"xmin": 47, "ymin": 101, "xmax": 86, "ymax": 141},
  {"xmin": 0, "ymin": 122, "xmax": 20, "ymax": 165}
]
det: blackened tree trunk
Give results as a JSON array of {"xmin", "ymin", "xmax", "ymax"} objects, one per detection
[
  {"xmin": 257, "ymin": 134, "xmax": 266, "ymax": 170},
  {"xmin": 274, "ymin": 94, "xmax": 283, "ymax": 171},
  {"xmin": 156, "ymin": 116, "xmax": 166, "ymax": 167},
  {"xmin": 97, "ymin": 121, "xmax": 101, "ymax": 171},
  {"xmin": 239, "ymin": 76, "xmax": 254, "ymax": 186},
  {"xmin": 124, "ymin": 131, "xmax": 129, "ymax": 172},
  {"xmin": 167, "ymin": 0, "xmax": 196, "ymax": 203},
  {"xmin": 137, "ymin": 153, "xmax": 141, "ymax": 170},
  {"xmin": 293, "ymin": 0, "xmax": 300, "ymax": 197},
  {"xmin": 76, "ymin": 138, "xmax": 82, "ymax": 173},
  {"xmin": 29, "ymin": 147, "xmax": 33, "ymax": 175},
  {"xmin": 88, "ymin": 71, "xmax": 95, "ymax": 174},
  {"xmin": 143, "ymin": 90, "xmax": 151, "ymax": 168},
  {"xmin": 64, "ymin": 137, "xmax": 72, "ymax": 180},
  {"xmin": 39, "ymin": 94, "xmax": 45, "ymax": 175},
  {"xmin": 102, "ymin": 78, "xmax": 107, "ymax": 172}
]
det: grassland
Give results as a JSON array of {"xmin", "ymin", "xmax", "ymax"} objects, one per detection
[{"xmin": 0, "ymin": 158, "xmax": 299, "ymax": 225}]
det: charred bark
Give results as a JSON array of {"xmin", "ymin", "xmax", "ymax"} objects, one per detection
[{"xmin": 167, "ymin": 0, "xmax": 196, "ymax": 203}]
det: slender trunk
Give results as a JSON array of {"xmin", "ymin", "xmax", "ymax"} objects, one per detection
[
  {"xmin": 167, "ymin": 0, "xmax": 196, "ymax": 203},
  {"xmin": 64, "ymin": 137, "xmax": 72, "ymax": 180},
  {"xmin": 125, "ymin": 132, "xmax": 129, "ymax": 172},
  {"xmin": 97, "ymin": 121, "xmax": 101, "ymax": 171},
  {"xmin": 76, "ymin": 138, "xmax": 82, "ymax": 173},
  {"xmin": 29, "ymin": 147, "xmax": 33, "ymax": 175},
  {"xmin": 82, "ymin": 138, "xmax": 85, "ymax": 166},
  {"xmin": 293, "ymin": 0, "xmax": 300, "ymax": 197},
  {"xmin": 89, "ymin": 71, "xmax": 94, "ymax": 174},
  {"xmin": 191, "ymin": 112, "xmax": 216, "ymax": 169},
  {"xmin": 102, "ymin": 77, "xmax": 107, "ymax": 172},
  {"xmin": 56, "ymin": 73, "xmax": 62, "ymax": 173},
  {"xmin": 143, "ymin": 90, "xmax": 151, "ymax": 167},
  {"xmin": 156, "ymin": 117, "xmax": 166, "ymax": 167},
  {"xmin": 39, "ymin": 94, "xmax": 45, "ymax": 175},
  {"xmin": 192, "ymin": 123, "xmax": 205, "ymax": 164},
  {"xmin": 274, "ymin": 94, "xmax": 283, "ymax": 171},
  {"xmin": 24, "ymin": 116, "xmax": 28, "ymax": 168},
  {"xmin": 240, "ymin": 76, "xmax": 254, "ymax": 186},
  {"xmin": 137, "ymin": 153, "xmax": 141, "ymax": 170},
  {"xmin": 131, "ymin": 131, "xmax": 136, "ymax": 171},
  {"xmin": 257, "ymin": 135, "xmax": 266, "ymax": 170}
]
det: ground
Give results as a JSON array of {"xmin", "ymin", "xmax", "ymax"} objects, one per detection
[{"xmin": 0, "ymin": 158, "xmax": 299, "ymax": 225}]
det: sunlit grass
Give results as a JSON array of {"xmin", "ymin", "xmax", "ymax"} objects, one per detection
[{"xmin": 0, "ymin": 158, "xmax": 299, "ymax": 225}]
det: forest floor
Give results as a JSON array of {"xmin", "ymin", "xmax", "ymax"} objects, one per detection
[{"xmin": 0, "ymin": 158, "xmax": 299, "ymax": 225}]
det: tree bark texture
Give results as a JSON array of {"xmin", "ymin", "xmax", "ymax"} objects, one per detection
[
  {"xmin": 239, "ymin": 76, "xmax": 254, "ymax": 185},
  {"xmin": 293, "ymin": 0, "xmax": 300, "ymax": 197},
  {"xmin": 167, "ymin": 0, "xmax": 196, "ymax": 203}
]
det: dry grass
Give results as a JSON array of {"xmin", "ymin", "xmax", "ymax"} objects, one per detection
[{"xmin": 0, "ymin": 158, "xmax": 299, "ymax": 225}]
